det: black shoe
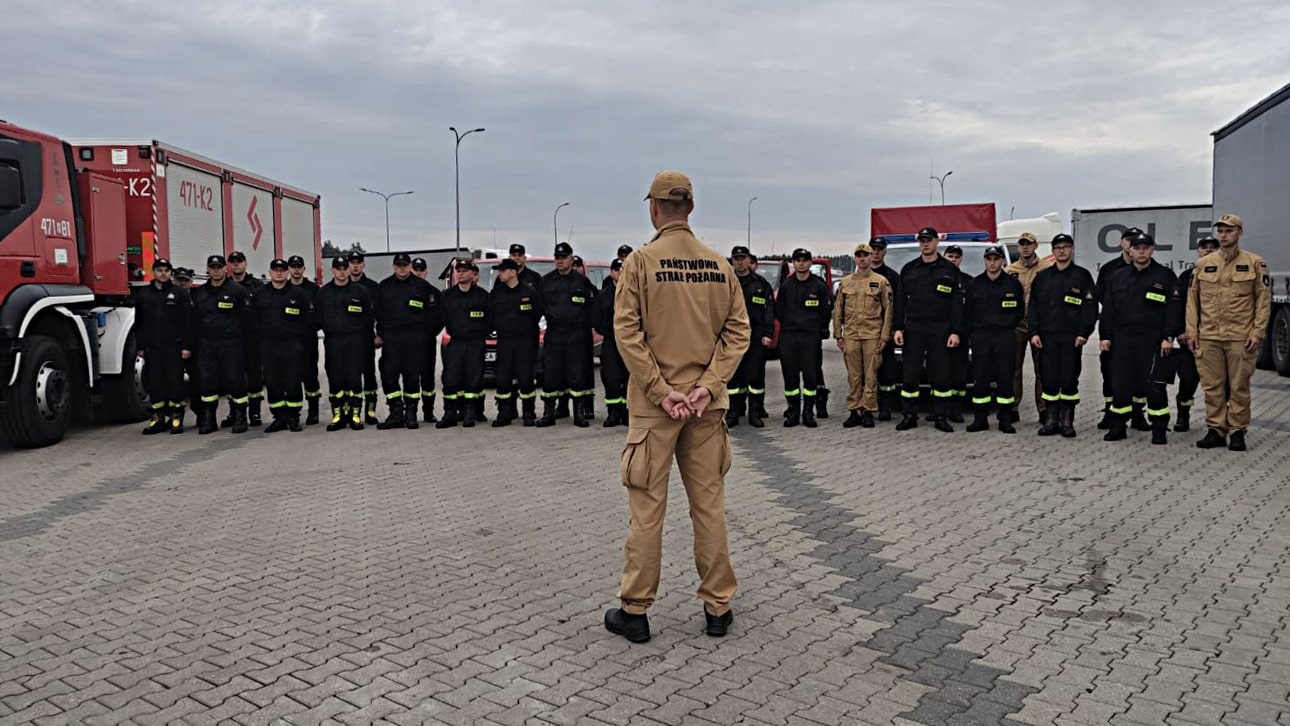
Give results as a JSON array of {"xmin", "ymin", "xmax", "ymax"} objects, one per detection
[
  {"xmin": 220, "ymin": 411, "xmax": 235, "ymax": 429},
  {"xmin": 802, "ymin": 409, "xmax": 817, "ymax": 428},
  {"xmin": 934, "ymin": 417, "xmax": 954, "ymax": 433},
  {"xmin": 1173, "ymin": 414, "xmax": 1190, "ymax": 433},
  {"xmin": 169, "ymin": 413, "xmax": 185, "ymax": 435},
  {"xmin": 895, "ymin": 413, "xmax": 918, "ymax": 431},
  {"xmin": 842, "ymin": 411, "xmax": 863, "ymax": 428},
  {"xmin": 1196, "ymin": 429, "xmax": 1226, "ymax": 449},
  {"xmin": 859, "ymin": 411, "xmax": 875, "ymax": 428},
  {"xmin": 1103, "ymin": 426, "xmax": 1127, "ymax": 441},
  {"xmin": 365, "ymin": 400, "xmax": 379, "ymax": 425},
  {"xmin": 948, "ymin": 404, "xmax": 965, "ymax": 424},
  {"xmin": 142, "ymin": 414, "xmax": 168, "ymax": 436},
  {"xmin": 1151, "ymin": 429, "xmax": 1167, "ymax": 445},
  {"xmin": 264, "ymin": 416, "xmax": 289, "ymax": 434},
  {"xmin": 748, "ymin": 413, "xmax": 764, "ymax": 428},
  {"xmin": 198, "ymin": 408, "xmax": 217, "ymax": 435},
  {"xmin": 783, "ymin": 411, "xmax": 800, "ymax": 428},
  {"xmin": 815, "ymin": 394, "xmax": 829, "ymax": 420},
  {"xmin": 1130, "ymin": 413, "xmax": 1151, "ymax": 432},
  {"xmin": 1228, "ymin": 430, "xmax": 1246, "ymax": 452},
  {"xmin": 966, "ymin": 416, "xmax": 989, "ymax": 433},
  {"xmin": 877, "ymin": 395, "xmax": 892, "ymax": 422},
  {"xmin": 604, "ymin": 608, "xmax": 650, "ymax": 643},
  {"xmin": 704, "ymin": 608, "xmax": 733, "ymax": 638},
  {"xmin": 305, "ymin": 399, "xmax": 320, "ymax": 426},
  {"xmin": 248, "ymin": 404, "xmax": 263, "ymax": 427},
  {"xmin": 998, "ymin": 418, "xmax": 1016, "ymax": 434},
  {"xmin": 1096, "ymin": 410, "xmax": 1113, "ymax": 430},
  {"xmin": 377, "ymin": 409, "xmax": 406, "ymax": 430},
  {"xmin": 725, "ymin": 410, "xmax": 739, "ymax": 428},
  {"xmin": 288, "ymin": 415, "xmax": 303, "ymax": 433}
]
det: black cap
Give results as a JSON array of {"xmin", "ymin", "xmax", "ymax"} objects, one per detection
[
  {"xmin": 1121, "ymin": 227, "xmax": 1143, "ymax": 240},
  {"xmin": 730, "ymin": 245, "xmax": 751, "ymax": 258},
  {"xmin": 1129, "ymin": 233, "xmax": 1155, "ymax": 247},
  {"xmin": 791, "ymin": 248, "xmax": 812, "ymax": 260},
  {"xmin": 228, "ymin": 250, "xmax": 247, "ymax": 263},
  {"xmin": 1197, "ymin": 236, "xmax": 1219, "ymax": 249},
  {"xmin": 554, "ymin": 242, "xmax": 573, "ymax": 257},
  {"xmin": 454, "ymin": 258, "xmax": 472, "ymax": 270},
  {"xmin": 944, "ymin": 245, "xmax": 963, "ymax": 256},
  {"xmin": 287, "ymin": 255, "xmax": 306, "ymax": 267},
  {"xmin": 1052, "ymin": 233, "xmax": 1074, "ymax": 246},
  {"xmin": 572, "ymin": 255, "xmax": 585, "ymax": 266},
  {"xmin": 152, "ymin": 258, "xmax": 172, "ymax": 270},
  {"xmin": 610, "ymin": 258, "xmax": 624, "ymax": 271},
  {"xmin": 393, "ymin": 252, "xmax": 412, "ymax": 265},
  {"xmin": 495, "ymin": 258, "xmax": 520, "ymax": 271},
  {"xmin": 207, "ymin": 254, "xmax": 226, "ymax": 268},
  {"xmin": 269, "ymin": 258, "xmax": 289, "ymax": 270},
  {"xmin": 174, "ymin": 267, "xmax": 193, "ymax": 280},
  {"xmin": 331, "ymin": 256, "xmax": 350, "ymax": 269},
  {"xmin": 509, "ymin": 243, "xmax": 526, "ymax": 255},
  {"xmin": 917, "ymin": 227, "xmax": 939, "ymax": 240},
  {"xmin": 411, "ymin": 257, "xmax": 427, "ymax": 270},
  {"xmin": 349, "ymin": 252, "xmax": 365, "ymax": 262},
  {"xmin": 983, "ymin": 245, "xmax": 1005, "ymax": 258},
  {"xmin": 617, "ymin": 244, "xmax": 633, "ymax": 256},
  {"xmin": 868, "ymin": 236, "xmax": 888, "ymax": 249}
]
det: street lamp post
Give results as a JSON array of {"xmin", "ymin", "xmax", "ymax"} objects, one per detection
[
  {"xmin": 747, "ymin": 196, "xmax": 758, "ymax": 247},
  {"xmin": 450, "ymin": 126, "xmax": 486, "ymax": 253},
  {"xmin": 553, "ymin": 202, "xmax": 570, "ymax": 247},
  {"xmin": 930, "ymin": 171, "xmax": 953, "ymax": 205},
  {"xmin": 358, "ymin": 187, "xmax": 414, "ymax": 252}
]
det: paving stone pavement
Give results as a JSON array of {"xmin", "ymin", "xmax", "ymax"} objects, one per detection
[{"xmin": 1, "ymin": 345, "xmax": 1288, "ymax": 725}]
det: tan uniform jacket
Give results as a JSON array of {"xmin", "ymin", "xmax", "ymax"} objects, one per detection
[
  {"xmin": 1185, "ymin": 248, "xmax": 1272, "ymax": 342},
  {"xmin": 833, "ymin": 271, "xmax": 892, "ymax": 341},
  {"xmin": 614, "ymin": 220, "xmax": 751, "ymax": 417},
  {"xmin": 1004, "ymin": 256, "xmax": 1052, "ymax": 332}
]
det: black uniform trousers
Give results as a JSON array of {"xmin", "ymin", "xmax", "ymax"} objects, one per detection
[
  {"xmin": 599, "ymin": 339, "xmax": 628, "ymax": 405},
  {"xmin": 1039, "ymin": 333, "xmax": 1082, "ymax": 404},
  {"xmin": 300, "ymin": 333, "xmax": 320, "ymax": 399},
  {"xmin": 950, "ymin": 342, "xmax": 970, "ymax": 398},
  {"xmin": 263, "ymin": 339, "xmax": 304, "ymax": 415},
  {"xmin": 901, "ymin": 322, "xmax": 953, "ymax": 416},
  {"xmin": 494, "ymin": 337, "xmax": 537, "ymax": 402},
  {"xmin": 729, "ymin": 342, "xmax": 767, "ymax": 398},
  {"xmin": 541, "ymin": 328, "xmax": 590, "ymax": 399},
  {"xmin": 324, "ymin": 333, "xmax": 364, "ymax": 399},
  {"xmin": 1109, "ymin": 336, "xmax": 1169, "ymax": 421},
  {"xmin": 1100, "ymin": 350, "xmax": 1113, "ymax": 408},
  {"xmin": 581, "ymin": 329, "xmax": 597, "ymax": 399},
  {"xmin": 244, "ymin": 336, "xmax": 264, "ymax": 401},
  {"xmin": 198, "ymin": 339, "xmax": 248, "ymax": 405},
  {"xmin": 143, "ymin": 345, "xmax": 187, "ymax": 409},
  {"xmin": 877, "ymin": 346, "xmax": 899, "ymax": 398},
  {"xmin": 379, "ymin": 331, "xmax": 425, "ymax": 401},
  {"xmin": 361, "ymin": 339, "xmax": 379, "ymax": 399},
  {"xmin": 779, "ymin": 330, "xmax": 823, "ymax": 401},
  {"xmin": 419, "ymin": 337, "xmax": 438, "ymax": 399},
  {"xmin": 185, "ymin": 349, "xmax": 201, "ymax": 409},
  {"xmin": 969, "ymin": 330, "xmax": 1016, "ymax": 410},
  {"xmin": 442, "ymin": 338, "xmax": 485, "ymax": 406},
  {"xmin": 1174, "ymin": 349, "xmax": 1200, "ymax": 407}
]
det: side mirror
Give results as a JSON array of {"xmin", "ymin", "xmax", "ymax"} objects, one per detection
[{"xmin": 0, "ymin": 163, "xmax": 21, "ymax": 213}]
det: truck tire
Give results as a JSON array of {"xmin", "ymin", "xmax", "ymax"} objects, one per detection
[
  {"xmin": 101, "ymin": 331, "xmax": 151, "ymax": 423},
  {"xmin": 0, "ymin": 335, "xmax": 74, "ymax": 448},
  {"xmin": 1270, "ymin": 306, "xmax": 1290, "ymax": 377}
]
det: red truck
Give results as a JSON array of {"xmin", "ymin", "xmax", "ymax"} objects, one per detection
[
  {"xmin": 870, "ymin": 202, "xmax": 997, "ymax": 243},
  {"xmin": 0, "ymin": 120, "xmax": 321, "ymax": 447}
]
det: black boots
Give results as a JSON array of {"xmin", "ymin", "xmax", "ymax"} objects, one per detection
[
  {"xmin": 815, "ymin": 388, "xmax": 829, "ymax": 419},
  {"xmin": 725, "ymin": 393, "xmax": 745, "ymax": 428},
  {"xmin": 1151, "ymin": 416, "xmax": 1168, "ymax": 445},
  {"xmin": 462, "ymin": 398, "xmax": 478, "ymax": 428},
  {"xmin": 604, "ymin": 608, "xmax": 651, "ymax": 643},
  {"xmin": 1059, "ymin": 403, "xmax": 1076, "ymax": 438},
  {"xmin": 326, "ymin": 396, "xmax": 347, "ymax": 431},
  {"xmin": 747, "ymin": 393, "xmax": 765, "ymax": 428},
  {"xmin": 264, "ymin": 413, "xmax": 290, "ymax": 433},
  {"xmin": 895, "ymin": 410, "xmax": 918, "ymax": 431},
  {"xmin": 521, "ymin": 397, "xmax": 537, "ymax": 427},
  {"xmin": 404, "ymin": 399, "xmax": 420, "ymax": 430},
  {"xmin": 998, "ymin": 409, "xmax": 1016, "ymax": 435},
  {"xmin": 422, "ymin": 394, "xmax": 438, "ymax": 423},
  {"xmin": 933, "ymin": 415, "xmax": 953, "ymax": 433},
  {"xmin": 948, "ymin": 396, "xmax": 965, "ymax": 424},
  {"xmin": 348, "ymin": 395, "xmax": 365, "ymax": 430},
  {"xmin": 198, "ymin": 403, "xmax": 217, "ymax": 435},
  {"xmin": 877, "ymin": 390, "xmax": 893, "ymax": 422},
  {"xmin": 1228, "ymin": 430, "xmax": 1246, "ymax": 452},
  {"xmin": 305, "ymin": 396, "xmax": 320, "ymax": 426},
  {"xmin": 536, "ymin": 398, "xmax": 557, "ymax": 427},
  {"xmin": 436, "ymin": 401, "xmax": 461, "ymax": 429},
  {"xmin": 801, "ymin": 396, "xmax": 817, "ymax": 428},
  {"xmin": 493, "ymin": 398, "xmax": 516, "ymax": 428},
  {"xmin": 783, "ymin": 396, "xmax": 801, "ymax": 428},
  {"xmin": 1097, "ymin": 403, "xmax": 1114, "ymax": 430},
  {"xmin": 572, "ymin": 396, "xmax": 590, "ymax": 428},
  {"xmin": 247, "ymin": 398, "xmax": 263, "ymax": 427},
  {"xmin": 1038, "ymin": 403, "xmax": 1061, "ymax": 436},
  {"xmin": 1129, "ymin": 405, "xmax": 1150, "ymax": 432},
  {"xmin": 230, "ymin": 402, "xmax": 249, "ymax": 434},
  {"xmin": 1173, "ymin": 404, "xmax": 1190, "ymax": 432},
  {"xmin": 966, "ymin": 410, "xmax": 990, "ymax": 432},
  {"xmin": 169, "ymin": 404, "xmax": 186, "ymax": 434},
  {"xmin": 143, "ymin": 406, "xmax": 168, "ymax": 435},
  {"xmin": 377, "ymin": 397, "xmax": 406, "ymax": 429},
  {"xmin": 1196, "ymin": 428, "xmax": 1226, "ymax": 448},
  {"xmin": 364, "ymin": 393, "xmax": 379, "ymax": 425},
  {"xmin": 843, "ymin": 410, "xmax": 864, "ymax": 428},
  {"xmin": 555, "ymin": 395, "xmax": 570, "ymax": 419},
  {"xmin": 603, "ymin": 403, "xmax": 627, "ymax": 428}
]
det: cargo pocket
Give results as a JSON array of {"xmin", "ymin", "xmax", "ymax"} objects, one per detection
[
  {"xmin": 620, "ymin": 426, "xmax": 651, "ymax": 489},
  {"xmin": 718, "ymin": 426, "xmax": 732, "ymax": 477}
]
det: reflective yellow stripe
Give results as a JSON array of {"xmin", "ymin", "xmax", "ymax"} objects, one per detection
[
  {"xmin": 1058, "ymin": 393, "xmax": 1080, "ymax": 401},
  {"xmin": 995, "ymin": 396, "xmax": 1016, "ymax": 405},
  {"xmin": 901, "ymin": 390, "xmax": 920, "ymax": 399},
  {"xmin": 1146, "ymin": 407, "xmax": 1170, "ymax": 417}
]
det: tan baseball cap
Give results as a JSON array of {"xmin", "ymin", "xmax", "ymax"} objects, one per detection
[
  {"xmin": 1213, "ymin": 213, "xmax": 1243, "ymax": 229},
  {"xmin": 854, "ymin": 243, "xmax": 873, "ymax": 255},
  {"xmin": 1019, "ymin": 232, "xmax": 1037, "ymax": 243},
  {"xmin": 644, "ymin": 170, "xmax": 694, "ymax": 201}
]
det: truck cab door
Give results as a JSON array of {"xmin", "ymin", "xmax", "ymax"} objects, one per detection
[{"xmin": 0, "ymin": 135, "xmax": 40, "ymax": 262}]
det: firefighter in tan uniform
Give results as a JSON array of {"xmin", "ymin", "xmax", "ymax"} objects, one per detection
[
  {"xmin": 1185, "ymin": 214, "xmax": 1272, "ymax": 452},
  {"xmin": 605, "ymin": 171, "xmax": 751, "ymax": 644},
  {"xmin": 1004, "ymin": 232, "xmax": 1051, "ymax": 423},
  {"xmin": 833, "ymin": 243, "xmax": 892, "ymax": 428}
]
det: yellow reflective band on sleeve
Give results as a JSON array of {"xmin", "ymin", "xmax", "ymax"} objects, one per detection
[
  {"xmin": 936, "ymin": 284, "xmax": 953, "ymax": 293},
  {"xmin": 1001, "ymin": 300, "xmax": 1018, "ymax": 308},
  {"xmin": 1145, "ymin": 292, "xmax": 1166, "ymax": 303},
  {"xmin": 470, "ymin": 311, "xmax": 485, "ymax": 318},
  {"xmin": 218, "ymin": 301, "xmax": 234, "ymax": 309},
  {"xmin": 408, "ymin": 299, "xmax": 424, "ymax": 308},
  {"xmin": 347, "ymin": 305, "xmax": 363, "ymax": 313},
  {"xmin": 805, "ymin": 299, "xmax": 820, "ymax": 307},
  {"xmin": 572, "ymin": 296, "xmax": 585, "ymax": 304},
  {"xmin": 519, "ymin": 303, "xmax": 532, "ymax": 311},
  {"xmin": 1063, "ymin": 295, "xmax": 1082, "ymax": 305},
  {"xmin": 751, "ymin": 296, "xmax": 767, "ymax": 305},
  {"xmin": 285, "ymin": 307, "xmax": 300, "ymax": 315}
]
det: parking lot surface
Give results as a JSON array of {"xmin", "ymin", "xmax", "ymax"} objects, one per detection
[{"xmin": 2, "ymin": 347, "xmax": 1288, "ymax": 725}]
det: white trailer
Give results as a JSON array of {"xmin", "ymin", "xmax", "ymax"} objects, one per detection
[{"xmin": 1071, "ymin": 205, "xmax": 1214, "ymax": 275}]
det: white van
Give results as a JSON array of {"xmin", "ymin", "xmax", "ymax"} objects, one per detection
[{"xmin": 997, "ymin": 213, "xmax": 1061, "ymax": 260}]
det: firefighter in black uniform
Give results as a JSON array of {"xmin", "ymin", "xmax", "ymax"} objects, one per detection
[
  {"xmin": 375, "ymin": 252, "xmax": 433, "ymax": 429},
  {"xmin": 256, "ymin": 258, "xmax": 314, "ymax": 432},
  {"xmin": 226, "ymin": 250, "xmax": 265, "ymax": 427},
  {"xmin": 869, "ymin": 237, "xmax": 902, "ymax": 420},
  {"xmin": 774, "ymin": 248, "xmax": 833, "ymax": 428},
  {"xmin": 135, "ymin": 258, "xmax": 194, "ymax": 434},
  {"xmin": 286, "ymin": 255, "xmax": 322, "ymax": 425},
  {"xmin": 487, "ymin": 258, "xmax": 542, "ymax": 427},
  {"xmin": 726, "ymin": 245, "xmax": 775, "ymax": 428},
  {"xmin": 941, "ymin": 245, "xmax": 975, "ymax": 423},
  {"xmin": 1171, "ymin": 236, "xmax": 1219, "ymax": 432},
  {"xmin": 317, "ymin": 256, "xmax": 373, "ymax": 431},
  {"xmin": 412, "ymin": 257, "xmax": 445, "ymax": 423},
  {"xmin": 173, "ymin": 267, "xmax": 202, "ymax": 417},
  {"xmin": 349, "ymin": 252, "xmax": 383, "ymax": 424},
  {"xmin": 1094, "ymin": 227, "xmax": 1140, "ymax": 430},
  {"xmin": 595, "ymin": 257, "xmax": 629, "ymax": 427},
  {"xmin": 892, "ymin": 227, "xmax": 965, "ymax": 433},
  {"xmin": 569, "ymin": 255, "xmax": 597, "ymax": 421},
  {"xmin": 1029, "ymin": 234, "xmax": 1098, "ymax": 438},
  {"xmin": 192, "ymin": 255, "xmax": 254, "ymax": 434},
  {"xmin": 537, "ymin": 242, "xmax": 597, "ymax": 427},
  {"xmin": 1099, "ymin": 233, "xmax": 1181, "ymax": 444},
  {"xmin": 965, "ymin": 246, "xmax": 1025, "ymax": 434},
  {"xmin": 433, "ymin": 259, "xmax": 489, "ymax": 427}
]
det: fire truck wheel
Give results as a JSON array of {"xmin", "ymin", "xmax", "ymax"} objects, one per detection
[
  {"xmin": 102, "ymin": 331, "xmax": 151, "ymax": 423},
  {"xmin": 0, "ymin": 335, "xmax": 73, "ymax": 448},
  {"xmin": 1270, "ymin": 307, "xmax": 1290, "ymax": 377}
]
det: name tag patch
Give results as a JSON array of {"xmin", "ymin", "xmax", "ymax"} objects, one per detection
[
  {"xmin": 1145, "ymin": 292, "xmax": 1166, "ymax": 303},
  {"xmin": 469, "ymin": 311, "xmax": 485, "ymax": 318},
  {"xmin": 1001, "ymin": 300, "xmax": 1018, "ymax": 308},
  {"xmin": 285, "ymin": 307, "xmax": 300, "ymax": 315},
  {"xmin": 936, "ymin": 284, "xmax": 953, "ymax": 293},
  {"xmin": 408, "ymin": 299, "xmax": 425, "ymax": 308},
  {"xmin": 572, "ymin": 296, "xmax": 585, "ymax": 304},
  {"xmin": 218, "ymin": 301, "xmax": 234, "ymax": 309},
  {"xmin": 347, "ymin": 305, "xmax": 363, "ymax": 313},
  {"xmin": 805, "ymin": 299, "xmax": 820, "ymax": 307},
  {"xmin": 1063, "ymin": 295, "xmax": 1083, "ymax": 306},
  {"xmin": 519, "ymin": 303, "xmax": 533, "ymax": 311},
  {"xmin": 751, "ymin": 296, "xmax": 766, "ymax": 305}
]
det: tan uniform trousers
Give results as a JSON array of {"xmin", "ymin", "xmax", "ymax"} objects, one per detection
[
  {"xmin": 842, "ymin": 338, "xmax": 882, "ymax": 412},
  {"xmin": 618, "ymin": 408, "xmax": 735, "ymax": 616},
  {"xmin": 1196, "ymin": 339, "xmax": 1258, "ymax": 434},
  {"xmin": 1013, "ymin": 328, "xmax": 1044, "ymax": 416}
]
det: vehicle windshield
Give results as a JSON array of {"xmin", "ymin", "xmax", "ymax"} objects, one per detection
[
  {"xmin": 757, "ymin": 263, "xmax": 781, "ymax": 288},
  {"xmin": 881, "ymin": 244, "xmax": 1001, "ymax": 279},
  {"xmin": 478, "ymin": 260, "xmax": 556, "ymax": 289}
]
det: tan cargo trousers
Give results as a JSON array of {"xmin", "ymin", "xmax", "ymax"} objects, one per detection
[
  {"xmin": 1196, "ymin": 339, "xmax": 1258, "ymax": 434},
  {"xmin": 841, "ymin": 338, "xmax": 882, "ymax": 412},
  {"xmin": 617, "ymin": 409, "xmax": 735, "ymax": 616}
]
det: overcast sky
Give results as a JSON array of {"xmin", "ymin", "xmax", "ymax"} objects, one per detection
[{"xmin": 5, "ymin": 1, "xmax": 1289, "ymax": 257}]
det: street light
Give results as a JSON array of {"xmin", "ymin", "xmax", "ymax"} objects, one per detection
[
  {"xmin": 747, "ymin": 196, "xmax": 758, "ymax": 247},
  {"xmin": 450, "ymin": 126, "xmax": 486, "ymax": 253},
  {"xmin": 930, "ymin": 171, "xmax": 953, "ymax": 205},
  {"xmin": 358, "ymin": 187, "xmax": 414, "ymax": 252},
  {"xmin": 553, "ymin": 202, "xmax": 570, "ymax": 247}
]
